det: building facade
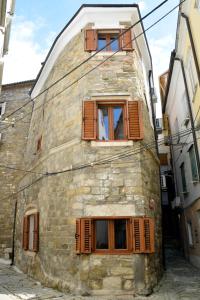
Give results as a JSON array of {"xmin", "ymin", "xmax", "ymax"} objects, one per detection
[
  {"xmin": 13, "ymin": 5, "xmax": 162, "ymax": 296},
  {"xmin": 162, "ymin": 0, "xmax": 200, "ymax": 267},
  {"xmin": 0, "ymin": 0, "xmax": 15, "ymax": 89},
  {"xmin": 0, "ymin": 80, "xmax": 34, "ymax": 259}
]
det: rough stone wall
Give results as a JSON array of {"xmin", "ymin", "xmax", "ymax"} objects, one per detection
[
  {"xmin": 0, "ymin": 81, "xmax": 34, "ymax": 259},
  {"xmin": 14, "ymin": 26, "xmax": 162, "ymax": 296}
]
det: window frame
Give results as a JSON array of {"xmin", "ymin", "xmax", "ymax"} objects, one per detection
[
  {"xmin": 97, "ymin": 30, "xmax": 120, "ymax": 52},
  {"xmin": 92, "ymin": 217, "xmax": 132, "ymax": 254},
  {"xmin": 97, "ymin": 100, "xmax": 127, "ymax": 141},
  {"xmin": 180, "ymin": 162, "xmax": 187, "ymax": 194},
  {"xmin": 188, "ymin": 144, "xmax": 199, "ymax": 182},
  {"xmin": 23, "ymin": 212, "xmax": 39, "ymax": 253},
  {"xmin": 75, "ymin": 216, "xmax": 155, "ymax": 255}
]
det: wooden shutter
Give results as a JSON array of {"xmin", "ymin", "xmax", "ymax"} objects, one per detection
[
  {"xmin": 127, "ymin": 101, "xmax": 143, "ymax": 140},
  {"xmin": 121, "ymin": 29, "xmax": 133, "ymax": 51},
  {"xmin": 82, "ymin": 101, "xmax": 97, "ymax": 140},
  {"xmin": 85, "ymin": 29, "xmax": 97, "ymax": 51},
  {"xmin": 132, "ymin": 218, "xmax": 144, "ymax": 253},
  {"xmin": 33, "ymin": 213, "xmax": 39, "ymax": 252},
  {"xmin": 132, "ymin": 217, "xmax": 155, "ymax": 253},
  {"xmin": 22, "ymin": 216, "xmax": 29, "ymax": 250},
  {"xmin": 75, "ymin": 219, "xmax": 81, "ymax": 254},
  {"xmin": 80, "ymin": 218, "xmax": 92, "ymax": 254},
  {"xmin": 144, "ymin": 218, "xmax": 155, "ymax": 253}
]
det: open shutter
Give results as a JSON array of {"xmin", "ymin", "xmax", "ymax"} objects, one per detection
[
  {"xmin": 75, "ymin": 219, "xmax": 81, "ymax": 254},
  {"xmin": 121, "ymin": 29, "xmax": 133, "ymax": 51},
  {"xmin": 81, "ymin": 218, "xmax": 92, "ymax": 254},
  {"xmin": 132, "ymin": 218, "xmax": 144, "ymax": 253},
  {"xmin": 132, "ymin": 217, "xmax": 155, "ymax": 253},
  {"xmin": 22, "ymin": 216, "xmax": 29, "ymax": 250},
  {"xmin": 82, "ymin": 101, "xmax": 97, "ymax": 140},
  {"xmin": 33, "ymin": 212, "xmax": 39, "ymax": 252},
  {"xmin": 85, "ymin": 29, "xmax": 97, "ymax": 51},
  {"xmin": 127, "ymin": 101, "xmax": 143, "ymax": 140},
  {"xmin": 144, "ymin": 218, "xmax": 155, "ymax": 253}
]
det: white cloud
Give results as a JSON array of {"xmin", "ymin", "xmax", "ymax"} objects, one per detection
[
  {"xmin": 2, "ymin": 16, "xmax": 50, "ymax": 84},
  {"xmin": 138, "ymin": 1, "xmax": 147, "ymax": 11},
  {"xmin": 149, "ymin": 34, "xmax": 174, "ymax": 117}
]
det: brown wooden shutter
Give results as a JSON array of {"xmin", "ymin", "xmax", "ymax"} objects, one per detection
[
  {"xmin": 75, "ymin": 219, "xmax": 81, "ymax": 254},
  {"xmin": 144, "ymin": 218, "xmax": 155, "ymax": 253},
  {"xmin": 80, "ymin": 218, "xmax": 92, "ymax": 254},
  {"xmin": 22, "ymin": 216, "xmax": 29, "ymax": 250},
  {"xmin": 127, "ymin": 101, "xmax": 143, "ymax": 140},
  {"xmin": 33, "ymin": 213, "xmax": 39, "ymax": 252},
  {"xmin": 121, "ymin": 29, "xmax": 133, "ymax": 51},
  {"xmin": 132, "ymin": 218, "xmax": 144, "ymax": 253},
  {"xmin": 132, "ymin": 217, "xmax": 155, "ymax": 253},
  {"xmin": 82, "ymin": 101, "xmax": 97, "ymax": 140},
  {"xmin": 85, "ymin": 29, "xmax": 97, "ymax": 51}
]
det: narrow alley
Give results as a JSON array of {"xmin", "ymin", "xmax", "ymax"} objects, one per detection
[{"xmin": 0, "ymin": 249, "xmax": 200, "ymax": 300}]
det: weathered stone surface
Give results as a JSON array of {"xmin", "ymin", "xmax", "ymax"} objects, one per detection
[
  {"xmin": 9, "ymin": 15, "xmax": 162, "ymax": 298},
  {"xmin": 0, "ymin": 80, "xmax": 34, "ymax": 259}
]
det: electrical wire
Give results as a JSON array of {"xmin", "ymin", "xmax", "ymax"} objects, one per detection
[
  {"xmin": 0, "ymin": 0, "xmax": 183, "ymax": 131},
  {"xmin": 1, "ymin": 124, "xmax": 197, "ymax": 177}
]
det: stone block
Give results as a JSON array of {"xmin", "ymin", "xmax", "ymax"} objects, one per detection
[{"xmin": 103, "ymin": 276, "xmax": 121, "ymax": 290}]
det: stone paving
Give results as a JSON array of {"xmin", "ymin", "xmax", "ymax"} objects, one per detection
[{"xmin": 0, "ymin": 250, "xmax": 200, "ymax": 300}]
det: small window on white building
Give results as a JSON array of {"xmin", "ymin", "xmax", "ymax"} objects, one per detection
[
  {"xmin": 0, "ymin": 102, "xmax": 6, "ymax": 116},
  {"xmin": 195, "ymin": 0, "xmax": 200, "ymax": 10},
  {"xmin": 186, "ymin": 50, "xmax": 198, "ymax": 100},
  {"xmin": 187, "ymin": 221, "xmax": 193, "ymax": 246}
]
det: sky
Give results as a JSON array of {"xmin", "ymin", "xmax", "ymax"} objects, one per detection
[{"xmin": 2, "ymin": 0, "xmax": 180, "ymax": 112}]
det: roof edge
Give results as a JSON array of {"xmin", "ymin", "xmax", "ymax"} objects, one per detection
[{"xmin": 30, "ymin": 4, "xmax": 139, "ymax": 96}]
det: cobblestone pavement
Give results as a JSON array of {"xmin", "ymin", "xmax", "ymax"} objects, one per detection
[{"xmin": 0, "ymin": 250, "xmax": 200, "ymax": 300}]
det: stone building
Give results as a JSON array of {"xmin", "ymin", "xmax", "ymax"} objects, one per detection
[
  {"xmin": 0, "ymin": 80, "xmax": 34, "ymax": 259},
  {"xmin": 14, "ymin": 4, "xmax": 162, "ymax": 297}
]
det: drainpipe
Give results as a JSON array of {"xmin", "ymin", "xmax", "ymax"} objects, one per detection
[
  {"xmin": 11, "ymin": 199, "xmax": 17, "ymax": 265},
  {"xmin": 148, "ymin": 70, "xmax": 158, "ymax": 155},
  {"xmin": 175, "ymin": 57, "xmax": 200, "ymax": 178},
  {"xmin": 181, "ymin": 13, "xmax": 200, "ymax": 85}
]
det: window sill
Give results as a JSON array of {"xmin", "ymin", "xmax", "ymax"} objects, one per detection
[
  {"xmin": 23, "ymin": 250, "xmax": 37, "ymax": 257},
  {"xmin": 91, "ymin": 141, "xmax": 133, "ymax": 147},
  {"xmin": 91, "ymin": 51, "xmax": 127, "ymax": 56}
]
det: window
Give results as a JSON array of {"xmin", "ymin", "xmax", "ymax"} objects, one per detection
[
  {"xmin": 22, "ymin": 212, "xmax": 39, "ymax": 252},
  {"xmin": 75, "ymin": 217, "xmax": 155, "ymax": 254},
  {"xmin": 82, "ymin": 100, "xmax": 143, "ymax": 141},
  {"xmin": 187, "ymin": 221, "xmax": 193, "ymax": 246},
  {"xmin": 186, "ymin": 50, "xmax": 198, "ymax": 99},
  {"xmin": 0, "ymin": 102, "xmax": 6, "ymax": 116},
  {"xmin": 188, "ymin": 145, "xmax": 199, "ymax": 181},
  {"xmin": 98, "ymin": 104, "xmax": 125, "ymax": 140},
  {"xmin": 180, "ymin": 163, "xmax": 187, "ymax": 193},
  {"xmin": 97, "ymin": 32, "xmax": 119, "ymax": 51},
  {"xmin": 85, "ymin": 29, "xmax": 133, "ymax": 52},
  {"xmin": 195, "ymin": 0, "xmax": 200, "ymax": 10},
  {"xmin": 37, "ymin": 135, "xmax": 42, "ymax": 152}
]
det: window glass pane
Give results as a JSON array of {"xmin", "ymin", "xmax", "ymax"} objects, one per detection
[
  {"xmin": 98, "ymin": 107, "xmax": 109, "ymax": 140},
  {"xmin": 110, "ymin": 35, "xmax": 119, "ymax": 51},
  {"xmin": 113, "ymin": 106, "xmax": 124, "ymax": 140},
  {"xmin": 114, "ymin": 219, "xmax": 127, "ymax": 249},
  {"xmin": 180, "ymin": 163, "xmax": 187, "ymax": 193},
  {"xmin": 28, "ymin": 215, "xmax": 34, "ymax": 250},
  {"xmin": 98, "ymin": 35, "xmax": 106, "ymax": 50},
  {"xmin": 189, "ymin": 145, "xmax": 198, "ymax": 181},
  {"xmin": 96, "ymin": 220, "xmax": 109, "ymax": 249}
]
